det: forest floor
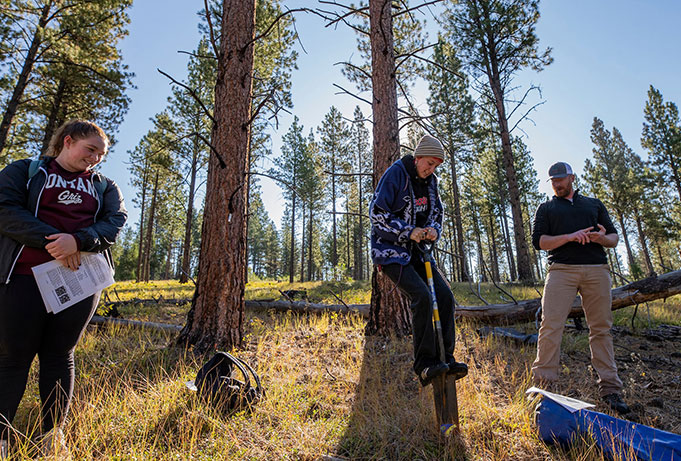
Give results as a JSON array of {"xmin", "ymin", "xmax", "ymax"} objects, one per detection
[{"xmin": 7, "ymin": 279, "xmax": 681, "ymax": 460}]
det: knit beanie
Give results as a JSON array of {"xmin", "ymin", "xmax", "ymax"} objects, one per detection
[{"xmin": 413, "ymin": 135, "xmax": 445, "ymax": 162}]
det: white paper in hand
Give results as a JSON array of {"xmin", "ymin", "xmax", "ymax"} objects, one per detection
[{"xmin": 31, "ymin": 252, "xmax": 114, "ymax": 314}]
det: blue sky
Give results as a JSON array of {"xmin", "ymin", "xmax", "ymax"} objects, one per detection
[{"xmin": 109, "ymin": 0, "xmax": 681, "ymax": 229}]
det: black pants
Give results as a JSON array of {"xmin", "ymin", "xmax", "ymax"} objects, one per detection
[
  {"xmin": 381, "ymin": 259, "xmax": 456, "ymax": 374},
  {"xmin": 0, "ymin": 275, "xmax": 98, "ymax": 439}
]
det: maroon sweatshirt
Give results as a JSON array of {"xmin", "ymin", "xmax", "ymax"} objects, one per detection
[{"xmin": 14, "ymin": 160, "xmax": 98, "ymax": 274}]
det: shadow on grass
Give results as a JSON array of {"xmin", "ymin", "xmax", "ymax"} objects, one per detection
[{"xmin": 333, "ymin": 334, "xmax": 469, "ymax": 460}]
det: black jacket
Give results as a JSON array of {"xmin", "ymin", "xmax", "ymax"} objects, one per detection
[
  {"xmin": 0, "ymin": 157, "xmax": 128, "ymax": 283},
  {"xmin": 532, "ymin": 191, "xmax": 617, "ymax": 265}
]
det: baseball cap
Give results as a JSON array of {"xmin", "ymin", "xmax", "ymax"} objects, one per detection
[{"xmin": 548, "ymin": 162, "xmax": 574, "ymax": 179}]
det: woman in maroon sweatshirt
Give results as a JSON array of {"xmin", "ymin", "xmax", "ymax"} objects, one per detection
[{"xmin": 0, "ymin": 120, "xmax": 127, "ymax": 458}]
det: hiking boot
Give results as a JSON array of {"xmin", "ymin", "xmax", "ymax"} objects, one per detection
[
  {"xmin": 446, "ymin": 359, "xmax": 468, "ymax": 380},
  {"xmin": 602, "ymin": 393, "xmax": 631, "ymax": 415},
  {"xmin": 38, "ymin": 427, "xmax": 72, "ymax": 460},
  {"xmin": 418, "ymin": 362, "xmax": 449, "ymax": 387},
  {"xmin": 0, "ymin": 439, "xmax": 7, "ymax": 460}
]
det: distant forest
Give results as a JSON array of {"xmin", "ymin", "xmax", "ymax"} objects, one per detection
[{"xmin": 1, "ymin": 0, "xmax": 679, "ymax": 287}]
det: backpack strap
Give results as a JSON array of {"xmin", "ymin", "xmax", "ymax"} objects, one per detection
[{"xmin": 28, "ymin": 159, "xmax": 43, "ymax": 179}]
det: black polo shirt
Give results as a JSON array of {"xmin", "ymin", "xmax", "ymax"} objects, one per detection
[{"xmin": 532, "ymin": 191, "xmax": 617, "ymax": 265}]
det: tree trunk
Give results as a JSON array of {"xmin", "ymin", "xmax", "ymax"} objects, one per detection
[
  {"xmin": 473, "ymin": 213, "xmax": 487, "ymax": 282},
  {"xmin": 289, "ymin": 191, "xmax": 296, "ymax": 283},
  {"xmin": 500, "ymin": 207, "xmax": 517, "ymax": 281},
  {"xmin": 177, "ymin": 0, "xmax": 255, "ymax": 352},
  {"xmin": 164, "ymin": 224, "xmax": 174, "ymax": 280},
  {"xmin": 357, "ymin": 166, "xmax": 365, "ymax": 280},
  {"xmin": 633, "ymin": 209, "xmax": 655, "ymax": 277},
  {"xmin": 346, "ymin": 206, "xmax": 351, "ymax": 275},
  {"xmin": 489, "ymin": 78, "xmax": 533, "ymax": 281},
  {"xmin": 617, "ymin": 212, "xmax": 636, "ymax": 276},
  {"xmin": 331, "ymin": 159, "xmax": 338, "ymax": 276},
  {"xmin": 487, "ymin": 213, "xmax": 500, "ymax": 281},
  {"xmin": 179, "ymin": 137, "xmax": 200, "ymax": 283},
  {"xmin": 136, "ymin": 160, "xmax": 149, "ymax": 283},
  {"xmin": 448, "ymin": 149, "xmax": 468, "ymax": 281},
  {"xmin": 300, "ymin": 202, "xmax": 306, "ymax": 282},
  {"xmin": 143, "ymin": 172, "xmax": 159, "ymax": 282},
  {"xmin": 366, "ymin": 0, "xmax": 410, "ymax": 336},
  {"xmin": 0, "ymin": 3, "xmax": 52, "ymax": 156},
  {"xmin": 308, "ymin": 205, "xmax": 313, "ymax": 281},
  {"xmin": 480, "ymin": 21, "xmax": 533, "ymax": 281},
  {"xmin": 40, "ymin": 78, "xmax": 68, "ymax": 156}
]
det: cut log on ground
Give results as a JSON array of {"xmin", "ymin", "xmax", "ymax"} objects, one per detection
[
  {"xmin": 89, "ymin": 315, "xmax": 183, "ymax": 332},
  {"xmin": 455, "ymin": 269, "xmax": 681, "ymax": 324},
  {"xmin": 94, "ymin": 270, "xmax": 681, "ymax": 330}
]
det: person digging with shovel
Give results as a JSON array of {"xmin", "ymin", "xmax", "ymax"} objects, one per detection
[{"xmin": 369, "ymin": 135, "xmax": 468, "ymax": 387}]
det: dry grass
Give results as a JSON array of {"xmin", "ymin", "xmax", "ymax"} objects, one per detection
[{"xmin": 6, "ymin": 280, "xmax": 681, "ymax": 460}]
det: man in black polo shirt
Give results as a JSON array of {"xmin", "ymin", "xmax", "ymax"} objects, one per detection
[{"xmin": 531, "ymin": 162, "xmax": 630, "ymax": 414}]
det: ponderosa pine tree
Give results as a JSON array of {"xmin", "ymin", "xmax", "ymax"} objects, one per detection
[
  {"xmin": 584, "ymin": 118, "xmax": 640, "ymax": 278},
  {"xmin": 0, "ymin": 0, "xmax": 133, "ymax": 159},
  {"xmin": 641, "ymin": 85, "xmax": 681, "ymax": 203},
  {"xmin": 442, "ymin": 0, "xmax": 552, "ymax": 282},
  {"xmin": 177, "ymin": 0, "xmax": 256, "ymax": 352},
  {"xmin": 318, "ymin": 106, "xmax": 351, "ymax": 277},
  {"xmin": 366, "ymin": 0, "xmax": 410, "ymax": 336},
  {"xmin": 426, "ymin": 38, "xmax": 476, "ymax": 282}
]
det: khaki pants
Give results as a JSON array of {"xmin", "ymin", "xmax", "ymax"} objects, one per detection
[{"xmin": 532, "ymin": 263, "xmax": 623, "ymax": 396}]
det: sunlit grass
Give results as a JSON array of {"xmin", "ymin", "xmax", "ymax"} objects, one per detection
[{"xmin": 7, "ymin": 280, "xmax": 679, "ymax": 459}]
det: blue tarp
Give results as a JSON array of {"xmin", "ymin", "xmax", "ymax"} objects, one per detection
[{"xmin": 530, "ymin": 388, "xmax": 681, "ymax": 460}]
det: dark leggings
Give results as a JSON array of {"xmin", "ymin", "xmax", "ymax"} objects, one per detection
[
  {"xmin": 381, "ymin": 258, "xmax": 456, "ymax": 374},
  {"xmin": 0, "ymin": 275, "xmax": 98, "ymax": 439}
]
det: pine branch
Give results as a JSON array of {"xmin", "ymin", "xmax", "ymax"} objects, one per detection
[{"xmin": 157, "ymin": 68, "xmax": 216, "ymax": 125}]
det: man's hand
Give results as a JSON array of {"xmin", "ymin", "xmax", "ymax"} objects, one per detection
[
  {"xmin": 569, "ymin": 226, "xmax": 593, "ymax": 245},
  {"xmin": 587, "ymin": 224, "xmax": 606, "ymax": 244},
  {"xmin": 45, "ymin": 233, "xmax": 80, "ymax": 270}
]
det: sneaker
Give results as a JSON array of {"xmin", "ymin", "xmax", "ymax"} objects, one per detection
[
  {"xmin": 418, "ymin": 362, "xmax": 449, "ymax": 387},
  {"xmin": 38, "ymin": 427, "xmax": 72, "ymax": 460},
  {"xmin": 602, "ymin": 393, "xmax": 631, "ymax": 415},
  {"xmin": 0, "ymin": 439, "xmax": 7, "ymax": 460},
  {"xmin": 446, "ymin": 359, "xmax": 468, "ymax": 380}
]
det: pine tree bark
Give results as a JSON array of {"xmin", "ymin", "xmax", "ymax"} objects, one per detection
[
  {"xmin": 473, "ymin": 6, "xmax": 533, "ymax": 281},
  {"xmin": 331, "ymin": 159, "xmax": 338, "ymax": 276},
  {"xmin": 179, "ymin": 136, "xmax": 199, "ymax": 283},
  {"xmin": 300, "ymin": 203, "xmax": 306, "ymax": 282},
  {"xmin": 135, "ymin": 159, "xmax": 149, "ymax": 283},
  {"xmin": 616, "ymin": 212, "xmax": 636, "ymax": 277},
  {"xmin": 142, "ymin": 172, "xmax": 159, "ymax": 282},
  {"xmin": 634, "ymin": 210, "xmax": 655, "ymax": 276},
  {"xmin": 289, "ymin": 191, "xmax": 296, "ymax": 283},
  {"xmin": 366, "ymin": 0, "xmax": 410, "ymax": 337},
  {"xmin": 448, "ymin": 150, "xmax": 468, "ymax": 281},
  {"xmin": 177, "ymin": 0, "xmax": 255, "ymax": 352},
  {"xmin": 308, "ymin": 206, "xmax": 313, "ymax": 281}
]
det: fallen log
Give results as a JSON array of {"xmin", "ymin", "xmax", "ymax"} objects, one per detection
[
  {"xmin": 456, "ymin": 269, "xmax": 681, "ymax": 324},
  {"xmin": 244, "ymin": 299, "xmax": 370, "ymax": 317},
  {"xmin": 89, "ymin": 315, "xmax": 183, "ymax": 332},
  {"xmin": 93, "ymin": 270, "xmax": 681, "ymax": 330}
]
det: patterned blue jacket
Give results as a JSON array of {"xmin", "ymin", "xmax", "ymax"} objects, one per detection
[{"xmin": 370, "ymin": 157, "xmax": 443, "ymax": 266}]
